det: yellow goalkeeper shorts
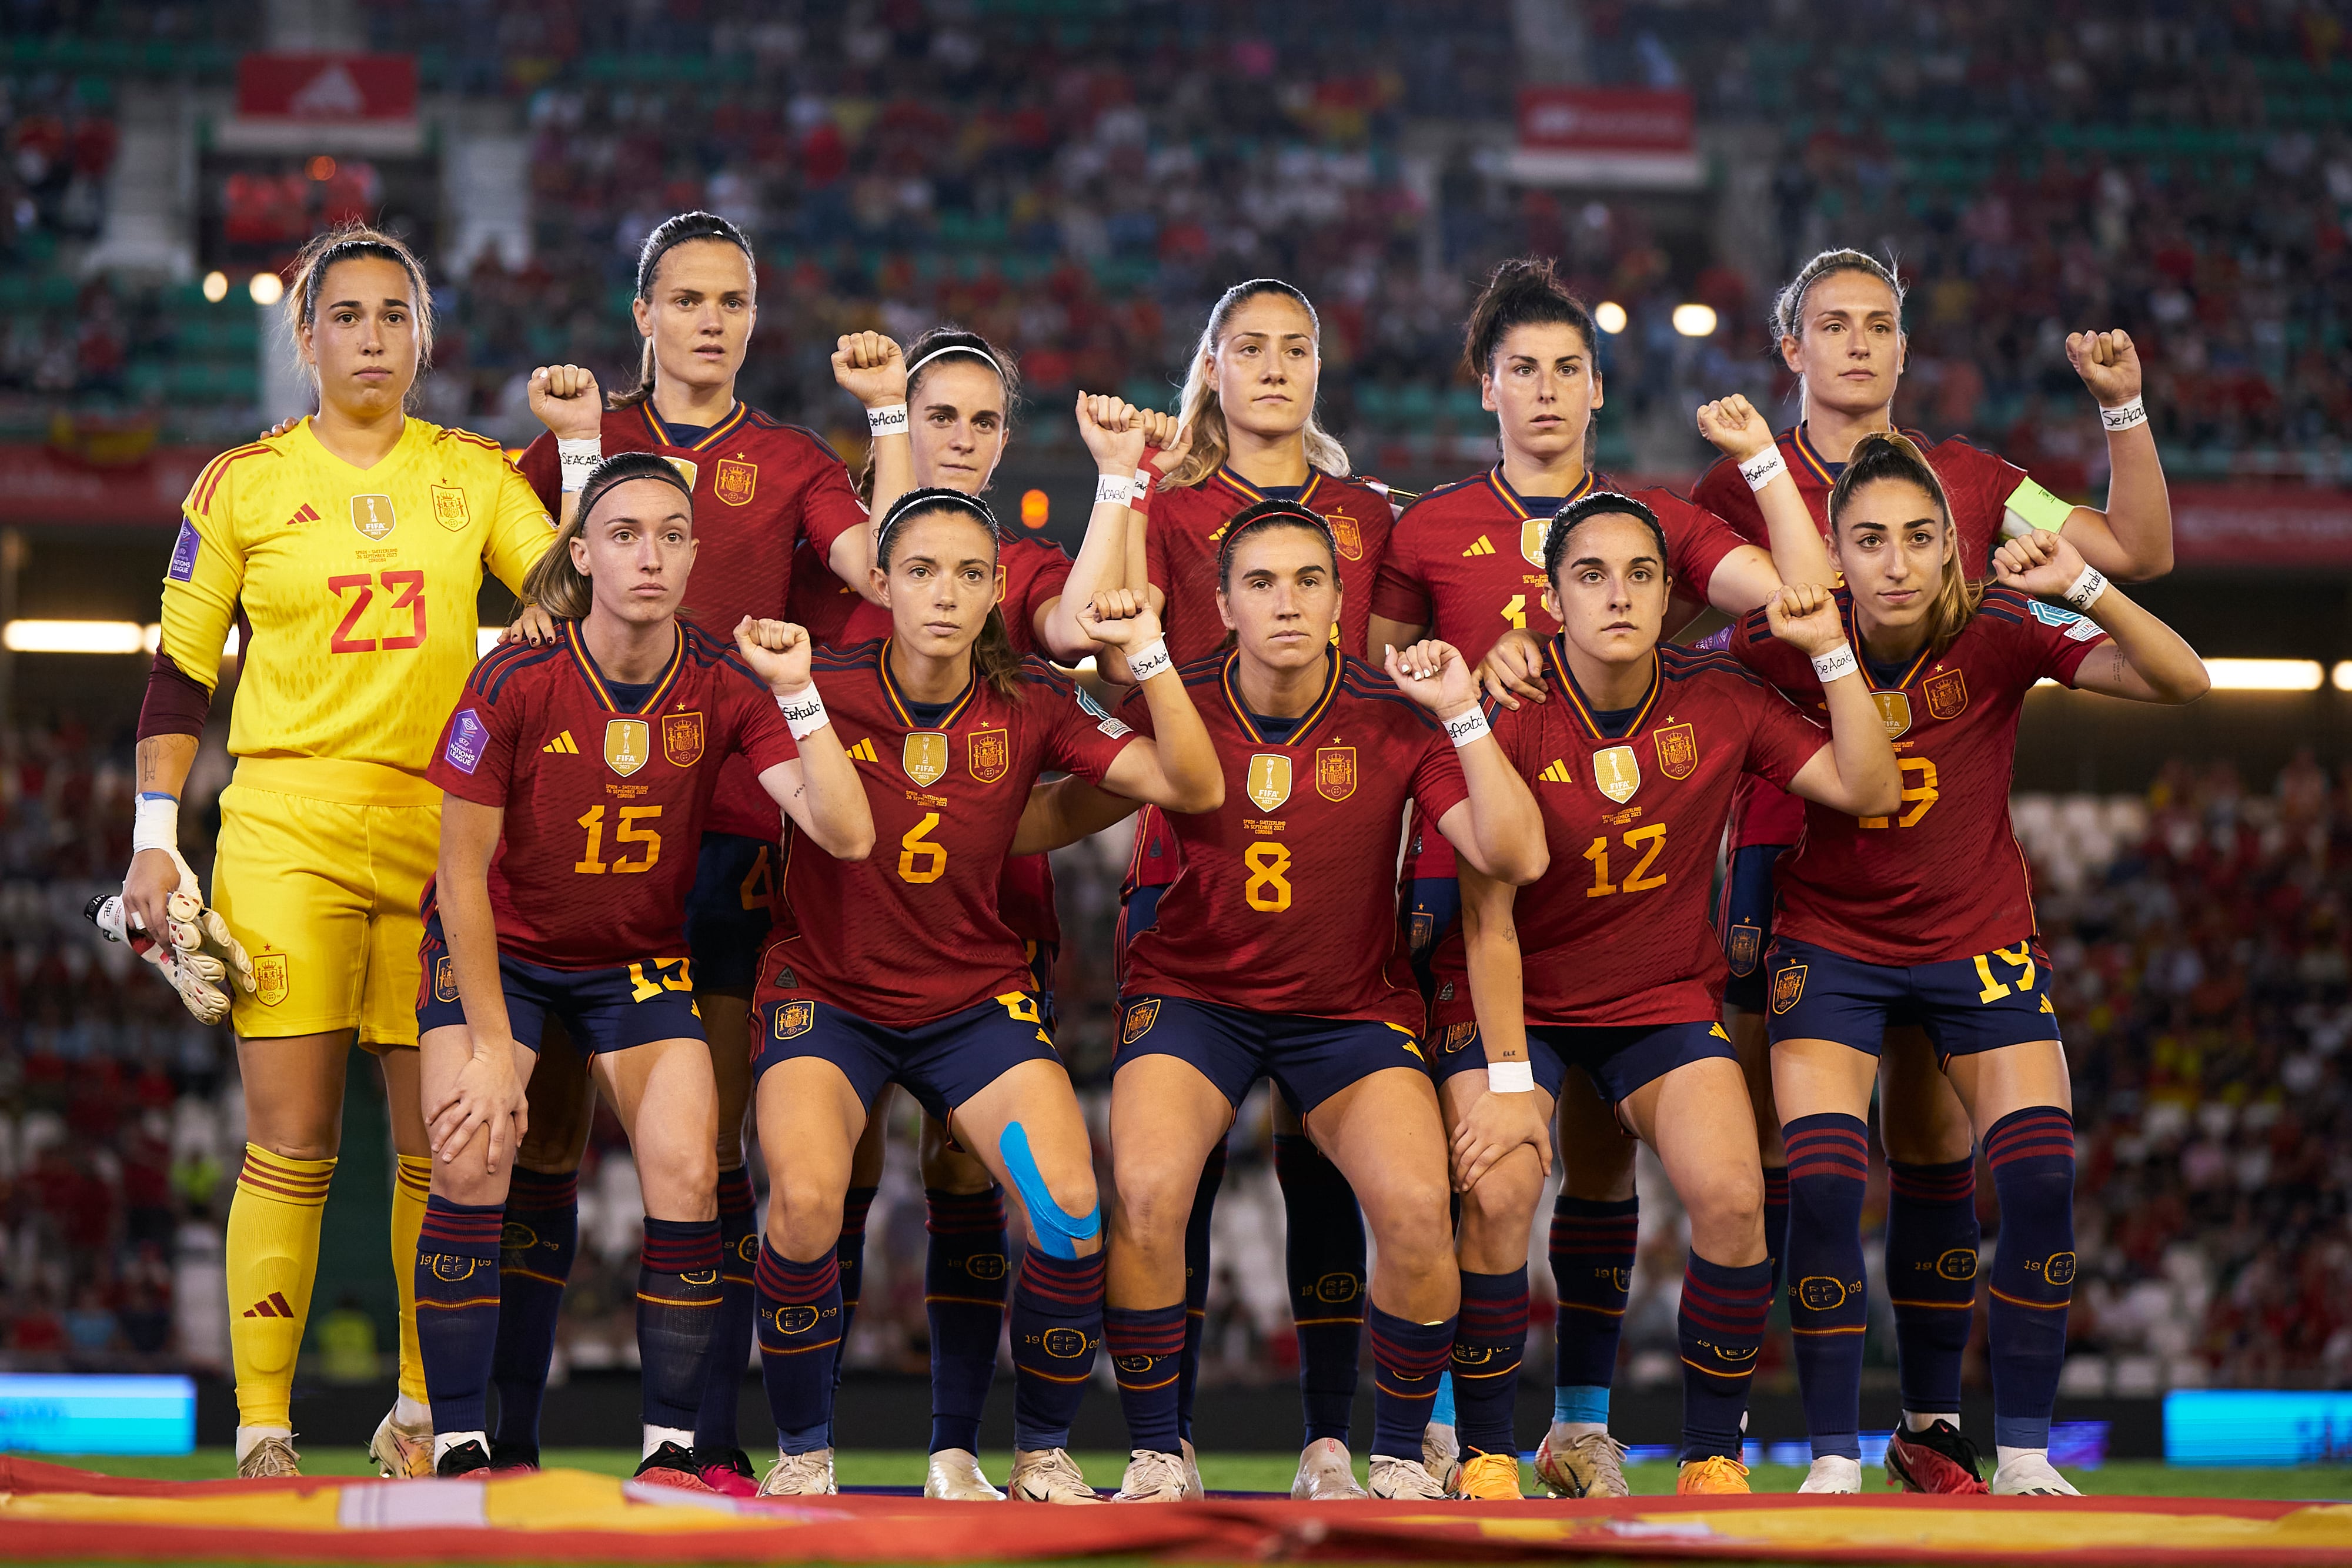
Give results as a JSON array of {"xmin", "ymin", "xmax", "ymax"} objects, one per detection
[{"xmin": 211, "ymin": 758, "xmax": 442, "ymax": 1050}]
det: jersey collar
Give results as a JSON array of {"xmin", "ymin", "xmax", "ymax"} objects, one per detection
[
  {"xmin": 1220, "ymin": 647, "xmax": 1341, "ymax": 747},
  {"xmin": 877, "ymin": 638, "xmax": 980, "ymax": 730},
  {"xmin": 1210, "ymin": 464, "xmax": 1324, "ymax": 511},
  {"xmin": 1482, "ymin": 464, "xmax": 1594, "ymax": 520},
  {"xmin": 639, "ymin": 399, "xmax": 751, "ymax": 454},
  {"xmin": 1545, "ymin": 635, "xmax": 1661, "ymax": 741},
  {"xmin": 1839, "ymin": 593, "xmax": 1937, "ymax": 691},
  {"xmin": 566, "ymin": 621, "xmax": 686, "ymax": 714},
  {"xmin": 1789, "ymin": 422, "xmax": 1838, "ymax": 486}
]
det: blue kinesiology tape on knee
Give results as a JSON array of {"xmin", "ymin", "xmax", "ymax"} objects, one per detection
[{"xmin": 997, "ymin": 1120, "xmax": 1100, "ymax": 1259}]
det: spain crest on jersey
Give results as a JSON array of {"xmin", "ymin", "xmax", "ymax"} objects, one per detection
[
  {"xmin": 253, "ymin": 950, "xmax": 289, "ymax": 1008},
  {"xmin": 1246, "ymin": 754, "xmax": 1292, "ymax": 811},
  {"xmin": 662, "ymin": 710, "xmax": 704, "ymax": 767},
  {"xmin": 1121, "ymin": 998, "xmax": 1160, "ymax": 1044},
  {"xmin": 967, "ymin": 727, "xmax": 1010, "ymax": 784},
  {"xmin": 350, "ymin": 493, "xmax": 396, "ymax": 540},
  {"xmin": 1520, "ymin": 517, "xmax": 1548, "ymax": 566},
  {"xmin": 1315, "ymin": 745, "xmax": 1357, "ymax": 802},
  {"xmin": 773, "ymin": 1001, "xmax": 814, "ymax": 1039},
  {"xmin": 1771, "ymin": 963, "xmax": 1807, "ymax": 1015},
  {"xmin": 1593, "ymin": 743, "xmax": 1641, "ymax": 804},
  {"xmin": 904, "ymin": 731, "xmax": 947, "ymax": 786},
  {"xmin": 605, "ymin": 718, "xmax": 650, "ymax": 777},
  {"xmin": 1923, "ymin": 667, "xmax": 1968, "ymax": 721},
  {"xmin": 714, "ymin": 458, "xmax": 757, "ymax": 507},
  {"xmin": 1873, "ymin": 691, "xmax": 1913, "ymax": 739},
  {"xmin": 1328, "ymin": 510, "xmax": 1363, "ymax": 561},
  {"xmin": 1653, "ymin": 723, "xmax": 1698, "ymax": 780},
  {"xmin": 430, "ymin": 484, "xmax": 470, "ymax": 531}
]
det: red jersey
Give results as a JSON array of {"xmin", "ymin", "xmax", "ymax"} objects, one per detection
[
  {"xmin": 1370, "ymin": 465, "xmax": 1749, "ymax": 882},
  {"xmin": 1729, "ymin": 584, "xmax": 2109, "ymax": 966},
  {"xmin": 425, "ymin": 620, "xmax": 799, "ymax": 971},
  {"xmin": 1118, "ymin": 651, "xmax": 1470, "ymax": 1029},
  {"xmin": 519, "ymin": 402, "xmax": 867, "ymax": 842},
  {"xmin": 1425, "ymin": 642, "xmax": 1824, "ymax": 1029},
  {"xmin": 1693, "ymin": 423, "xmax": 2041, "ymax": 851},
  {"xmin": 754, "ymin": 643, "xmax": 1138, "ymax": 1026}
]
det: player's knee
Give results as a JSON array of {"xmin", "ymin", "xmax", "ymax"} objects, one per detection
[
  {"xmin": 1368, "ymin": 1174, "xmax": 1454, "ymax": 1273},
  {"xmin": 767, "ymin": 1177, "xmax": 847, "ymax": 1255},
  {"xmin": 1559, "ymin": 1142, "xmax": 1639, "ymax": 1202},
  {"xmin": 255, "ymin": 1127, "xmax": 340, "ymax": 1164},
  {"xmin": 1686, "ymin": 1166, "xmax": 1765, "ymax": 1250},
  {"xmin": 1106, "ymin": 1157, "xmax": 1193, "ymax": 1253},
  {"xmin": 997, "ymin": 1119, "xmax": 1100, "ymax": 1259},
  {"xmin": 917, "ymin": 1133, "xmax": 992, "ymax": 1195},
  {"xmin": 1459, "ymin": 1152, "xmax": 1542, "ymax": 1238}
]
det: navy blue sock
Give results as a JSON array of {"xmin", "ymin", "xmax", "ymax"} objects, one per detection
[
  {"xmin": 490, "ymin": 1168, "xmax": 575, "ymax": 1456},
  {"xmin": 1452, "ymin": 1268, "xmax": 1528, "ymax": 1458},
  {"xmin": 637, "ymin": 1216, "xmax": 723, "ymax": 1434},
  {"xmin": 1177, "ymin": 1138, "xmax": 1226, "ymax": 1445},
  {"xmin": 1679, "ymin": 1252, "xmax": 1774, "ymax": 1462},
  {"xmin": 1985, "ymin": 1108, "xmax": 2076, "ymax": 1451},
  {"xmin": 1549, "ymin": 1194, "xmax": 1636, "ymax": 1416},
  {"xmin": 1105, "ymin": 1300, "xmax": 1188, "ymax": 1456},
  {"xmin": 1010, "ymin": 1248, "xmax": 1105, "ymax": 1453},
  {"xmin": 417, "ymin": 1195, "xmax": 505, "ymax": 1436},
  {"xmin": 834, "ymin": 1185, "xmax": 878, "ymax": 1353},
  {"xmin": 1274, "ymin": 1133, "xmax": 1365, "ymax": 1446},
  {"xmin": 1368, "ymin": 1303, "xmax": 1455, "ymax": 1460},
  {"xmin": 1886, "ymin": 1156, "xmax": 1980, "ymax": 1416},
  {"xmin": 755, "ymin": 1243, "xmax": 842, "ymax": 1454},
  {"xmin": 1761, "ymin": 1165, "xmax": 1790, "ymax": 1304},
  {"xmin": 924, "ymin": 1186, "xmax": 1010, "ymax": 1455},
  {"xmin": 693, "ymin": 1166, "xmax": 759, "ymax": 1452},
  {"xmin": 1783, "ymin": 1112, "xmax": 1871, "ymax": 1461}
]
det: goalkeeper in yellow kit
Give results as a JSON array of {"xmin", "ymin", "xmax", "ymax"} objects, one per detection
[{"xmin": 122, "ymin": 225, "xmax": 559, "ymax": 1479}]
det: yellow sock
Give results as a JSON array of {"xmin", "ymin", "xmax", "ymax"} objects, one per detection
[
  {"xmin": 226, "ymin": 1144, "xmax": 336, "ymax": 1430},
  {"xmin": 392, "ymin": 1154, "xmax": 433, "ymax": 1408}
]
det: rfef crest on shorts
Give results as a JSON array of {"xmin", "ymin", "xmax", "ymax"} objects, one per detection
[
  {"xmin": 1770, "ymin": 962, "xmax": 1808, "ymax": 1015},
  {"xmin": 903, "ymin": 731, "xmax": 947, "ymax": 786},
  {"xmin": 253, "ymin": 951, "xmax": 289, "ymax": 1008},
  {"xmin": 713, "ymin": 457, "xmax": 757, "ymax": 507},
  {"xmin": 1121, "ymin": 999, "xmax": 1160, "ymax": 1044},
  {"xmin": 662, "ymin": 710, "xmax": 704, "ymax": 767},
  {"xmin": 1653, "ymin": 722, "xmax": 1698, "ymax": 780},
  {"xmin": 430, "ymin": 484, "xmax": 470, "ymax": 531},
  {"xmin": 1593, "ymin": 743, "xmax": 1641, "ymax": 804},
  {"xmin": 1246, "ymin": 754, "xmax": 1292, "ymax": 811},
  {"xmin": 433, "ymin": 955, "xmax": 457, "ymax": 1003},
  {"xmin": 1315, "ymin": 745, "xmax": 1357, "ymax": 803},
  {"xmin": 967, "ymin": 727, "xmax": 1010, "ymax": 784},
  {"xmin": 1873, "ymin": 690, "xmax": 1913, "ymax": 739},
  {"xmin": 349, "ymin": 494, "xmax": 395, "ymax": 540},
  {"xmin": 1727, "ymin": 922, "xmax": 1761, "ymax": 977},
  {"xmin": 1439, "ymin": 1021, "xmax": 1478, "ymax": 1055},
  {"xmin": 1923, "ymin": 667, "xmax": 1968, "ymax": 721},
  {"xmin": 604, "ymin": 718, "xmax": 650, "ymax": 777},
  {"xmin": 774, "ymin": 1001, "xmax": 815, "ymax": 1039}
]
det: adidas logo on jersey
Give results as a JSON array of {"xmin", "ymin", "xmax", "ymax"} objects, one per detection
[
  {"xmin": 1462, "ymin": 534, "xmax": 1496, "ymax": 557},
  {"xmin": 283, "ymin": 503, "xmax": 320, "ymax": 528},
  {"xmin": 845, "ymin": 737, "xmax": 878, "ymax": 763},
  {"xmin": 1539, "ymin": 760, "xmax": 1574, "ymax": 784},
  {"xmin": 542, "ymin": 730, "xmax": 579, "ymax": 754},
  {"xmin": 242, "ymin": 1290, "xmax": 297, "ymax": 1319}
]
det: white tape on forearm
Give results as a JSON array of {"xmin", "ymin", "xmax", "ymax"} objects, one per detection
[
  {"xmin": 132, "ymin": 793, "xmax": 179, "ymax": 855},
  {"xmin": 1488, "ymin": 1059, "xmax": 1535, "ymax": 1094},
  {"xmin": 1810, "ymin": 643, "xmax": 1860, "ymax": 683},
  {"xmin": 777, "ymin": 688, "xmax": 829, "ymax": 741},
  {"xmin": 2099, "ymin": 396, "xmax": 2147, "ymax": 433},
  {"xmin": 1128, "ymin": 470, "xmax": 1154, "ymax": 508},
  {"xmin": 1095, "ymin": 472, "xmax": 1134, "ymax": 508},
  {"xmin": 557, "ymin": 437, "xmax": 602, "ymax": 494},
  {"xmin": 1740, "ymin": 446, "xmax": 1789, "ymax": 493},
  {"xmin": 1124, "ymin": 637, "xmax": 1172, "ymax": 684},
  {"xmin": 866, "ymin": 403, "xmax": 908, "ymax": 437},
  {"xmin": 1445, "ymin": 706, "xmax": 1492, "ymax": 748},
  {"xmin": 2063, "ymin": 564, "xmax": 2109, "ymax": 612}
]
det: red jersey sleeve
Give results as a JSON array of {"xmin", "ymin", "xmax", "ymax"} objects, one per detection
[
  {"xmin": 1739, "ymin": 680, "xmax": 1828, "ymax": 791},
  {"xmin": 516, "ymin": 430, "xmax": 560, "ymax": 513},
  {"xmin": 1406, "ymin": 719, "xmax": 1471, "ymax": 826},
  {"xmin": 720, "ymin": 664, "xmax": 801, "ymax": 777},
  {"xmin": 1993, "ymin": 589, "xmax": 2112, "ymax": 687},
  {"xmin": 1038, "ymin": 669, "xmax": 1142, "ymax": 783},
  {"xmin": 1689, "ymin": 454, "xmax": 1763, "ymax": 547},
  {"xmin": 1144, "ymin": 513, "xmax": 1172, "ymax": 600},
  {"xmin": 1370, "ymin": 531, "xmax": 1436, "ymax": 625},
  {"xmin": 425, "ymin": 666, "xmax": 524, "ymax": 807},
  {"xmin": 1655, "ymin": 490, "xmax": 1748, "ymax": 603},
  {"xmin": 1011, "ymin": 543, "xmax": 1073, "ymax": 646},
  {"xmin": 1728, "ymin": 605, "xmax": 1815, "ymax": 693},
  {"xmin": 794, "ymin": 448, "xmax": 868, "ymax": 558}
]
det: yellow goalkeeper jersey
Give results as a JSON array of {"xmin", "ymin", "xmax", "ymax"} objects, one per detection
[{"xmin": 159, "ymin": 416, "xmax": 556, "ymax": 795}]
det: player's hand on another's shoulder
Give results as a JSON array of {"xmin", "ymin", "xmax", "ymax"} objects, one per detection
[
  {"xmin": 1077, "ymin": 589, "xmax": 1160, "ymax": 651},
  {"xmin": 256, "ymin": 415, "xmax": 301, "ymax": 439},
  {"xmin": 1763, "ymin": 582, "xmax": 1846, "ymax": 656},
  {"xmin": 500, "ymin": 603, "xmax": 557, "ymax": 647},
  {"xmin": 1386, "ymin": 638, "xmax": 1478, "ymax": 717},
  {"xmin": 1695, "ymin": 393, "xmax": 1773, "ymax": 462},
  {"xmin": 734, "ymin": 616, "xmax": 814, "ymax": 692},
  {"xmin": 527, "ymin": 364, "xmax": 603, "ymax": 441},
  {"xmin": 1992, "ymin": 527, "xmax": 2085, "ymax": 599},
  {"xmin": 832, "ymin": 331, "xmax": 907, "ymax": 409},
  {"xmin": 1475, "ymin": 627, "xmax": 1549, "ymax": 710},
  {"xmin": 1450, "ymin": 1079, "xmax": 1553, "ymax": 1191},
  {"xmin": 1075, "ymin": 392, "xmax": 1148, "ymax": 473},
  {"xmin": 2066, "ymin": 329, "xmax": 2142, "ymax": 409}
]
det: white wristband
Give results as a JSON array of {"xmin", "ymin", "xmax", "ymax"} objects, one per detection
[
  {"xmin": 1444, "ymin": 706, "xmax": 1492, "ymax": 748},
  {"xmin": 557, "ymin": 437, "xmax": 602, "ymax": 494},
  {"xmin": 866, "ymin": 403, "xmax": 908, "ymax": 437},
  {"xmin": 2063, "ymin": 564, "xmax": 2109, "ymax": 612},
  {"xmin": 1739, "ymin": 446, "xmax": 1789, "ymax": 493},
  {"xmin": 1810, "ymin": 643, "xmax": 1860, "ymax": 683},
  {"xmin": 777, "ymin": 687, "xmax": 829, "ymax": 741},
  {"xmin": 1128, "ymin": 470, "xmax": 1155, "ymax": 507},
  {"xmin": 1124, "ymin": 637, "xmax": 1172, "ymax": 684},
  {"xmin": 1095, "ymin": 472, "xmax": 1134, "ymax": 508},
  {"xmin": 2099, "ymin": 396, "xmax": 2147, "ymax": 433},
  {"xmin": 132, "ymin": 792, "xmax": 179, "ymax": 855},
  {"xmin": 1488, "ymin": 1059, "xmax": 1535, "ymax": 1095}
]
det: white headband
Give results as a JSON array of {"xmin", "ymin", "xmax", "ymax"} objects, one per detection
[{"xmin": 904, "ymin": 343, "xmax": 1004, "ymax": 385}]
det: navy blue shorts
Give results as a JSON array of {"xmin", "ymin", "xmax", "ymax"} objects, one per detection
[
  {"xmin": 1023, "ymin": 941, "xmax": 1059, "ymax": 1031},
  {"xmin": 1403, "ymin": 874, "xmax": 1461, "ymax": 997},
  {"xmin": 416, "ymin": 912, "xmax": 703, "ymax": 1057},
  {"xmin": 683, "ymin": 832, "xmax": 777, "ymax": 992},
  {"xmin": 1428, "ymin": 1017, "xmax": 1737, "ymax": 1107},
  {"xmin": 1715, "ymin": 843, "xmax": 1791, "ymax": 1012},
  {"xmin": 751, "ymin": 991, "xmax": 1060, "ymax": 1124},
  {"xmin": 1114, "ymin": 994, "xmax": 1427, "ymax": 1117},
  {"xmin": 1764, "ymin": 935, "xmax": 2059, "ymax": 1059}
]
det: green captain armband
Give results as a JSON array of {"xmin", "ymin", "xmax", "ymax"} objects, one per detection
[{"xmin": 2000, "ymin": 475, "xmax": 2075, "ymax": 538}]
